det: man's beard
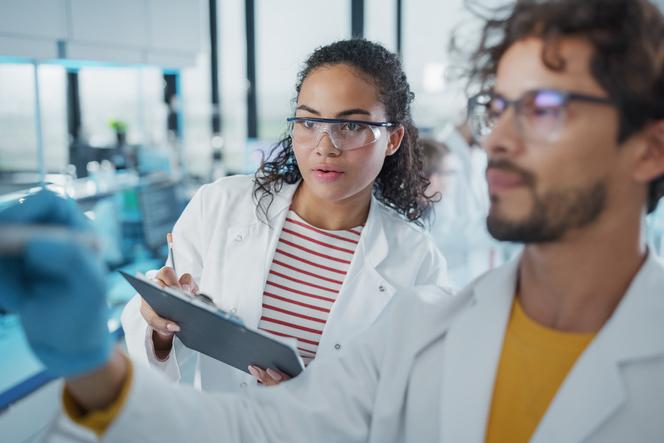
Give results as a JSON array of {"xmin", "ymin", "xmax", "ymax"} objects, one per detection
[{"xmin": 486, "ymin": 160, "xmax": 607, "ymax": 243}]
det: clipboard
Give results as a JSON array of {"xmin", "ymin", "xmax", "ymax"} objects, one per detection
[{"xmin": 119, "ymin": 271, "xmax": 305, "ymax": 377}]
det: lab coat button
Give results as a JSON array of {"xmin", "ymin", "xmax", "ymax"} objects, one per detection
[
  {"xmin": 334, "ymin": 343, "xmax": 341, "ymax": 350},
  {"xmin": 234, "ymin": 234, "xmax": 244, "ymax": 242},
  {"xmin": 378, "ymin": 285, "xmax": 386, "ymax": 293},
  {"xmin": 240, "ymin": 382, "xmax": 248, "ymax": 388}
]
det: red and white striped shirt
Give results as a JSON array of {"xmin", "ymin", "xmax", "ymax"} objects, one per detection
[{"xmin": 257, "ymin": 210, "xmax": 363, "ymax": 365}]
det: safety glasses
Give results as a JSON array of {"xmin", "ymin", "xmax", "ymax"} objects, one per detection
[{"xmin": 287, "ymin": 117, "xmax": 396, "ymax": 151}]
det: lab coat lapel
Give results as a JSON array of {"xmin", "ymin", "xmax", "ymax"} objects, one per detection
[
  {"xmin": 317, "ymin": 197, "xmax": 394, "ymax": 351},
  {"xmin": 531, "ymin": 253, "xmax": 664, "ymax": 443},
  {"xmin": 338, "ymin": 196, "xmax": 391, "ymax": 298},
  {"xmin": 358, "ymin": 196, "xmax": 390, "ymax": 270},
  {"xmin": 439, "ymin": 256, "xmax": 520, "ymax": 443},
  {"xmin": 223, "ymin": 181, "xmax": 298, "ymax": 329}
]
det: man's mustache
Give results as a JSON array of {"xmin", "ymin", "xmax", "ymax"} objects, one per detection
[{"xmin": 486, "ymin": 159, "xmax": 536, "ymax": 187}]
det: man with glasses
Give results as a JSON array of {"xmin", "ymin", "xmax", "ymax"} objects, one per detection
[{"xmin": 1, "ymin": 0, "xmax": 664, "ymax": 441}]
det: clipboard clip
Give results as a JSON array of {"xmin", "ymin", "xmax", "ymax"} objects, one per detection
[
  {"xmin": 193, "ymin": 292, "xmax": 215, "ymax": 306},
  {"xmin": 222, "ymin": 311, "xmax": 244, "ymax": 326},
  {"xmin": 193, "ymin": 292, "xmax": 244, "ymax": 326}
]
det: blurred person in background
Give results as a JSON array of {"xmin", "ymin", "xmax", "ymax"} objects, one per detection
[{"xmin": 426, "ymin": 119, "xmax": 508, "ymax": 290}]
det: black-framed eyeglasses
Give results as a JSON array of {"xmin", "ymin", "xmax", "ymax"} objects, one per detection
[
  {"xmin": 468, "ymin": 89, "xmax": 616, "ymax": 143},
  {"xmin": 286, "ymin": 117, "xmax": 396, "ymax": 151}
]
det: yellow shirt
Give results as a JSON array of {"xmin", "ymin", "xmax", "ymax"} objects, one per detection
[{"xmin": 485, "ymin": 298, "xmax": 595, "ymax": 443}]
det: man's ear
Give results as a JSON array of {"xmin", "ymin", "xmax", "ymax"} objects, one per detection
[
  {"xmin": 633, "ymin": 119, "xmax": 664, "ymax": 184},
  {"xmin": 386, "ymin": 125, "xmax": 406, "ymax": 156}
]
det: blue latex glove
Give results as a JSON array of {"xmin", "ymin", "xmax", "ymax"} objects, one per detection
[{"xmin": 0, "ymin": 191, "xmax": 112, "ymax": 377}]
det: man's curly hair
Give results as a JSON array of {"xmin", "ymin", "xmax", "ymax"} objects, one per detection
[
  {"xmin": 253, "ymin": 39, "xmax": 432, "ymax": 225},
  {"xmin": 466, "ymin": 0, "xmax": 664, "ymax": 213}
]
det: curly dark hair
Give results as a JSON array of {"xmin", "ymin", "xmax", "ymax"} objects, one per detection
[
  {"xmin": 465, "ymin": 0, "xmax": 664, "ymax": 213},
  {"xmin": 253, "ymin": 39, "xmax": 432, "ymax": 225}
]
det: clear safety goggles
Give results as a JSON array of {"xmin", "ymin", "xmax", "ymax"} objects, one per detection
[{"xmin": 287, "ymin": 117, "xmax": 396, "ymax": 151}]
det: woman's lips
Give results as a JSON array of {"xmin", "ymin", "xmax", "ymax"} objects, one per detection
[
  {"xmin": 486, "ymin": 168, "xmax": 527, "ymax": 192},
  {"xmin": 312, "ymin": 168, "xmax": 344, "ymax": 183}
]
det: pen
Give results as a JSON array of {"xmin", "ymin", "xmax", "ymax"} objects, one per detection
[
  {"xmin": 167, "ymin": 232, "xmax": 213, "ymax": 306},
  {"xmin": 167, "ymin": 232, "xmax": 177, "ymax": 275}
]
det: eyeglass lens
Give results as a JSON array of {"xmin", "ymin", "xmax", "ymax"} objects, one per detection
[
  {"xmin": 291, "ymin": 120, "xmax": 381, "ymax": 151},
  {"xmin": 471, "ymin": 90, "xmax": 567, "ymax": 143}
]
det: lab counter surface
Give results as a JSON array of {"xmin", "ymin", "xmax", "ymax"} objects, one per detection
[{"xmin": 0, "ymin": 257, "xmax": 163, "ymax": 442}]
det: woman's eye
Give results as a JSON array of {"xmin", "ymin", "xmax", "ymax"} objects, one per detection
[
  {"xmin": 301, "ymin": 120, "xmax": 315, "ymax": 129},
  {"xmin": 342, "ymin": 122, "xmax": 361, "ymax": 131}
]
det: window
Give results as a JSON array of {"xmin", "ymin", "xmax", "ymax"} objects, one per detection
[
  {"xmin": 0, "ymin": 63, "xmax": 38, "ymax": 172},
  {"xmin": 219, "ymin": 0, "xmax": 248, "ymax": 172},
  {"xmin": 40, "ymin": 65, "xmax": 69, "ymax": 172},
  {"xmin": 255, "ymin": 0, "xmax": 351, "ymax": 140},
  {"xmin": 403, "ymin": 0, "xmax": 469, "ymax": 130},
  {"xmin": 365, "ymin": 0, "xmax": 397, "ymax": 53},
  {"xmin": 181, "ymin": 54, "xmax": 213, "ymax": 178},
  {"xmin": 79, "ymin": 65, "xmax": 169, "ymax": 149},
  {"xmin": 0, "ymin": 62, "xmax": 67, "ymax": 175}
]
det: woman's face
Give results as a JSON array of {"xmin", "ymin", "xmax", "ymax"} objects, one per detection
[{"xmin": 293, "ymin": 63, "xmax": 405, "ymax": 203}]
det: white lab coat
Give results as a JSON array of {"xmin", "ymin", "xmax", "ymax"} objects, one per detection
[
  {"xmin": 121, "ymin": 175, "xmax": 448, "ymax": 393},
  {"xmin": 88, "ymin": 251, "xmax": 664, "ymax": 443}
]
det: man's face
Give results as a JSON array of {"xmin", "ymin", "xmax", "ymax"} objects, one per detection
[{"xmin": 484, "ymin": 37, "xmax": 628, "ymax": 243}]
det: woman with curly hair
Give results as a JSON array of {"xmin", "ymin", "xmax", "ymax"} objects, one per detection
[{"xmin": 121, "ymin": 39, "xmax": 448, "ymax": 391}]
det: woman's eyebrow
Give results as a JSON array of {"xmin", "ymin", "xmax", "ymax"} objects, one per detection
[
  {"xmin": 295, "ymin": 105, "xmax": 320, "ymax": 115},
  {"xmin": 295, "ymin": 105, "xmax": 372, "ymax": 118},
  {"xmin": 336, "ymin": 108, "xmax": 371, "ymax": 118}
]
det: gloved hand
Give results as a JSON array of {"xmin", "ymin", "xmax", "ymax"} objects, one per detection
[{"xmin": 0, "ymin": 190, "xmax": 112, "ymax": 377}]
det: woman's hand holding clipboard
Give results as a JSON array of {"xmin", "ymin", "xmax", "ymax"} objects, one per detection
[
  {"xmin": 121, "ymin": 271, "xmax": 305, "ymax": 378},
  {"xmin": 139, "ymin": 266, "xmax": 198, "ymax": 359}
]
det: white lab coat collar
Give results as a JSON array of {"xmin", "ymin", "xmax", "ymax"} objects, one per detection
[
  {"xmin": 439, "ymin": 251, "xmax": 664, "ymax": 443},
  {"xmin": 355, "ymin": 195, "xmax": 391, "ymax": 270},
  {"xmin": 255, "ymin": 179, "xmax": 297, "ymax": 224}
]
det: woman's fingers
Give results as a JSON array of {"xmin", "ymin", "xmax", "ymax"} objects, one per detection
[
  {"xmin": 266, "ymin": 368, "xmax": 290, "ymax": 382},
  {"xmin": 248, "ymin": 365, "xmax": 266, "ymax": 383},
  {"xmin": 248, "ymin": 365, "xmax": 259, "ymax": 378},
  {"xmin": 154, "ymin": 266, "xmax": 179, "ymax": 288},
  {"xmin": 248, "ymin": 365, "xmax": 290, "ymax": 386},
  {"xmin": 178, "ymin": 273, "xmax": 199, "ymax": 295},
  {"xmin": 153, "ymin": 268, "xmax": 198, "ymax": 296},
  {"xmin": 140, "ymin": 299, "xmax": 180, "ymax": 335}
]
